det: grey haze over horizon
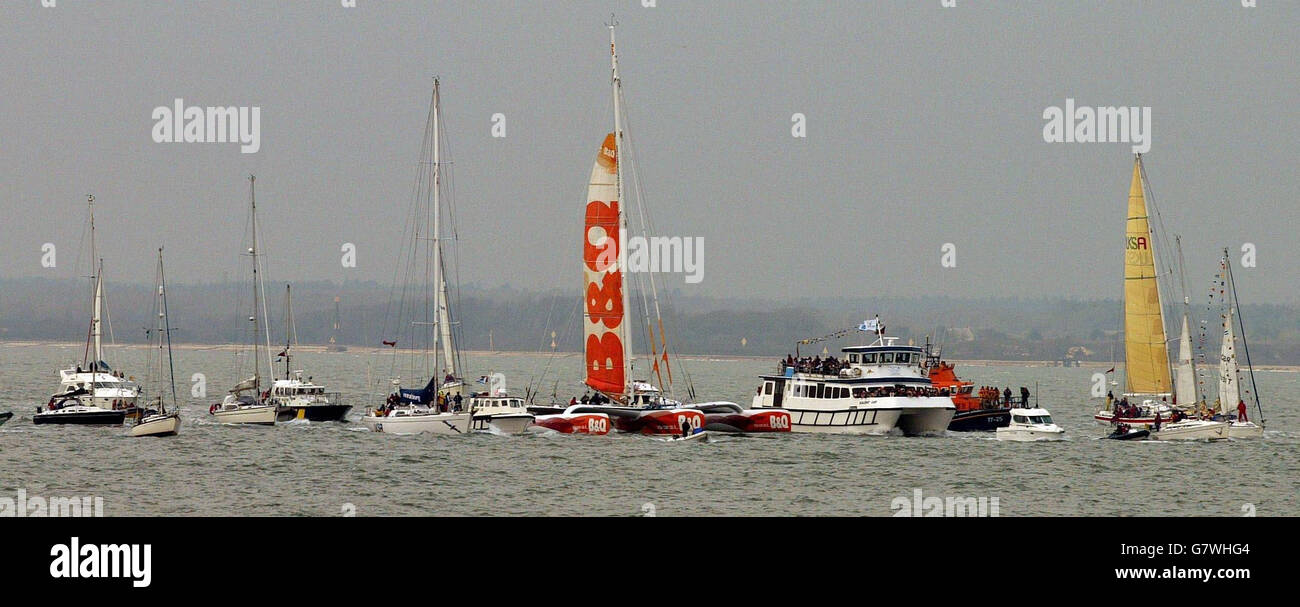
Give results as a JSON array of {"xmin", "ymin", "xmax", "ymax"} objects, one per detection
[{"xmin": 2, "ymin": 1, "xmax": 1297, "ymax": 305}]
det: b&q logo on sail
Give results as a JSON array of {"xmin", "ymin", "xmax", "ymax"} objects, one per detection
[{"xmin": 1127, "ymin": 236, "xmax": 1148, "ymax": 250}]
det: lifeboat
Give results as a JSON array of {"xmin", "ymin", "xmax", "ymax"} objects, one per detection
[
  {"xmin": 694, "ymin": 402, "xmax": 791, "ymax": 433},
  {"xmin": 928, "ymin": 361, "xmax": 1012, "ymax": 432},
  {"xmin": 533, "ymin": 407, "xmax": 612, "ymax": 435}
]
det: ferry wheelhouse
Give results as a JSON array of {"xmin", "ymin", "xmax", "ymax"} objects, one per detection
[
  {"xmin": 268, "ymin": 371, "xmax": 350, "ymax": 422},
  {"xmin": 752, "ymin": 337, "xmax": 954, "ymax": 435}
]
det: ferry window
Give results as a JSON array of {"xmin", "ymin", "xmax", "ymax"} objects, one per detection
[
  {"xmin": 849, "ymin": 354, "xmax": 859, "ymax": 363},
  {"xmin": 852, "ymin": 388, "xmax": 866, "ymax": 398},
  {"xmin": 881, "ymin": 353, "xmax": 894, "ymax": 363},
  {"xmin": 816, "ymin": 384, "xmax": 825, "ymax": 399},
  {"xmin": 865, "ymin": 353, "xmax": 877, "ymax": 363},
  {"xmin": 763, "ymin": 382, "xmax": 773, "ymax": 395}
]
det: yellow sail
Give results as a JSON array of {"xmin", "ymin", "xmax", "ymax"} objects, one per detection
[{"xmin": 1123, "ymin": 156, "xmax": 1172, "ymax": 395}]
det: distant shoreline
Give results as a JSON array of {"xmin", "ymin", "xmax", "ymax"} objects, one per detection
[{"xmin": 6, "ymin": 340, "xmax": 1298, "ymax": 372}]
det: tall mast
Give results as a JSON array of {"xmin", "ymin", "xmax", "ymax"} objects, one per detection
[
  {"xmin": 284, "ymin": 284, "xmax": 293, "ymax": 380},
  {"xmin": 88, "ymin": 194, "xmax": 103, "ymax": 370},
  {"xmin": 249, "ymin": 175, "xmax": 274, "ymax": 393},
  {"xmin": 610, "ymin": 19, "xmax": 633, "ymax": 396},
  {"xmin": 431, "ymin": 77, "xmax": 444, "ymax": 383}
]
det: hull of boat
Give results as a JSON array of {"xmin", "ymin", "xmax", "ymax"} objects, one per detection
[
  {"xmin": 363, "ymin": 412, "xmax": 472, "ymax": 435},
  {"xmin": 33, "ymin": 409, "xmax": 126, "ymax": 425},
  {"xmin": 702, "ymin": 409, "xmax": 792, "ymax": 433},
  {"xmin": 275, "ymin": 404, "xmax": 352, "ymax": 422},
  {"xmin": 585, "ymin": 407, "xmax": 705, "ymax": 436},
  {"xmin": 1150, "ymin": 420, "xmax": 1228, "ymax": 441},
  {"xmin": 533, "ymin": 412, "xmax": 612, "ymax": 435},
  {"xmin": 996, "ymin": 427, "xmax": 1065, "ymax": 442},
  {"xmin": 895, "ymin": 400, "xmax": 957, "ymax": 436},
  {"xmin": 472, "ymin": 413, "xmax": 534, "ymax": 435},
  {"xmin": 948, "ymin": 408, "xmax": 1012, "ymax": 432},
  {"xmin": 1228, "ymin": 421, "xmax": 1263, "ymax": 439},
  {"xmin": 0, "ymin": 411, "xmax": 11, "ymax": 426},
  {"xmin": 785, "ymin": 407, "xmax": 901, "ymax": 435},
  {"xmin": 130, "ymin": 413, "xmax": 181, "ymax": 437},
  {"xmin": 1104, "ymin": 429, "xmax": 1150, "ymax": 440},
  {"xmin": 656, "ymin": 430, "xmax": 708, "ymax": 443},
  {"xmin": 212, "ymin": 405, "xmax": 277, "ymax": 425}
]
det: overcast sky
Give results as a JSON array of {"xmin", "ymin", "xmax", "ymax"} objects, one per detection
[{"xmin": 2, "ymin": 1, "xmax": 1296, "ymax": 304}]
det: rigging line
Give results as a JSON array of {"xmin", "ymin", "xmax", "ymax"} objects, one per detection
[{"xmin": 618, "ymin": 86, "xmax": 684, "ymax": 394}]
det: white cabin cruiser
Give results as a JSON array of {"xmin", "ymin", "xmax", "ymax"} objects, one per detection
[
  {"xmin": 995, "ymin": 408, "xmax": 1065, "ymax": 442},
  {"xmin": 465, "ymin": 392, "xmax": 535, "ymax": 435},
  {"xmin": 211, "ymin": 389, "xmax": 277, "ymax": 426},
  {"xmin": 752, "ymin": 336, "xmax": 955, "ymax": 435}
]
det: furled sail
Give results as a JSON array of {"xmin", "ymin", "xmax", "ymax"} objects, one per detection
[
  {"xmin": 583, "ymin": 133, "xmax": 627, "ymax": 394},
  {"xmin": 1122, "ymin": 157, "xmax": 1172, "ymax": 395},
  {"xmin": 1218, "ymin": 308, "xmax": 1240, "ymax": 414},
  {"xmin": 1174, "ymin": 313, "xmax": 1196, "ymax": 406}
]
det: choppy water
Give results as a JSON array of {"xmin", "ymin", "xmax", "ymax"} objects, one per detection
[{"xmin": 2, "ymin": 343, "xmax": 1296, "ymax": 516}]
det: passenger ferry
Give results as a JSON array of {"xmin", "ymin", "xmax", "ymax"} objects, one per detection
[{"xmin": 751, "ymin": 336, "xmax": 955, "ymax": 435}]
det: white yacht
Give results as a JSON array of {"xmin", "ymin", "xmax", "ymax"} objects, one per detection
[
  {"xmin": 1149, "ymin": 419, "xmax": 1228, "ymax": 441},
  {"xmin": 36, "ymin": 196, "xmax": 140, "ymax": 426},
  {"xmin": 209, "ymin": 175, "xmax": 278, "ymax": 427},
  {"xmin": 130, "ymin": 248, "xmax": 182, "ymax": 438},
  {"xmin": 751, "ymin": 334, "xmax": 955, "ymax": 435},
  {"xmin": 995, "ymin": 408, "xmax": 1065, "ymax": 442}
]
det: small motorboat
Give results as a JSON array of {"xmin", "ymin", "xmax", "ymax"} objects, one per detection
[
  {"xmin": 211, "ymin": 393, "xmax": 277, "ymax": 425},
  {"xmin": 1103, "ymin": 423, "xmax": 1150, "ymax": 440},
  {"xmin": 995, "ymin": 407, "xmax": 1065, "ymax": 442},
  {"xmin": 0, "ymin": 411, "xmax": 13, "ymax": 426},
  {"xmin": 466, "ymin": 393, "xmax": 536, "ymax": 435},
  {"xmin": 656, "ymin": 429, "xmax": 709, "ymax": 443},
  {"xmin": 532, "ymin": 406, "xmax": 611, "ymax": 435}
]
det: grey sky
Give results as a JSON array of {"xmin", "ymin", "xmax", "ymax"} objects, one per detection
[{"xmin": 2, "ymin": 1, "xmax": 1296, "ymax": 304}]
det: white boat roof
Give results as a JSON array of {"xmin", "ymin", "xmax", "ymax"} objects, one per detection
[{"xmin": 1009, "ymin": 408, "xmax": 1052, "ymax": 416}]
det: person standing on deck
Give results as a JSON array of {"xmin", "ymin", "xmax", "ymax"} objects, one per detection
[
  {"xmin": 1003, "ymin": 387, "xmax": 1012, "ymax": 406},
  {"xmin": 1019, "ymin": 386, "xmax": 1030, "ymax": 406},
  {"xmin": 1237, "ymin": 399, "xmax": 1248, "ymax": 422}
]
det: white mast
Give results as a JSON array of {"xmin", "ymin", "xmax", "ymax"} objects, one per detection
[
  {"xmin": 431, "ymin": 77, "xmax": 446, "ymax": 382},
  {"xmin": 610, "ymin": 19, "xmax": 633, "ymax": 397},
  {"xmin": 87, "ymin": 194, "xmax": 104, "ymax": 370}
]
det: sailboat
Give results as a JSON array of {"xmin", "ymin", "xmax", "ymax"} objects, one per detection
[
  {"xmin": 131, "ymin": 248, "xmax": 182, "ymax": 437},
  {"xmin": 1093, "ymin": 156, "xmax": 1225, "ymax": 440},
  {"xmin": 326, "ymin": 296, "xmax": 347, "ymax": 352},
  {"xmin": 35, "ymin": 195, "xmax": 140, "ymax": 426},
  {"xmin": 210, "ymin": 176, "xmax": 279, "ymax": 426},
  {"xmin": 267, "ymin": 285, "xmax": 351, "ymax": 422},
  {"xmin": 1213, "ymin": 250, "xmax": 1265, "ymax": 439},
  {"xmin": 361, "ymin": 78, "xmax": 533, "ymax": 434},
  {"xmin": 528, "ymin": 23, "xmax": 738, "ymax": 437}
]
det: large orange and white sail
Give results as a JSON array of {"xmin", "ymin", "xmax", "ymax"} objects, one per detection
[
  {"xmin": 583, "ymin": 133, "xmax": 628, "ymax": 394},
  {"xmin": 1123, "ymin": 156, "xmax": 1172, "ymax": 395}
]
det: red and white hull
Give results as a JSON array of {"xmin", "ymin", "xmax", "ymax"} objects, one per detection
[
  {"xmin": 695, "ymin": 402, "xmax": 791, "ymax": 433},
  {"xmin": 533, "ymin": 412, "xmax": 611, "ymax": 435}
]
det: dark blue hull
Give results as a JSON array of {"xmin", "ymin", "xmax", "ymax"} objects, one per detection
[{"xmin": 947, "ymin": 408, "xmax": 1012, "ymax": 432}]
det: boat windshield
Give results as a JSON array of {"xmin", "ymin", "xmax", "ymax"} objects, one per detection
[{"xmin": 1031, "ymin": 415, "xmax": 1053, "ymax": 424}]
